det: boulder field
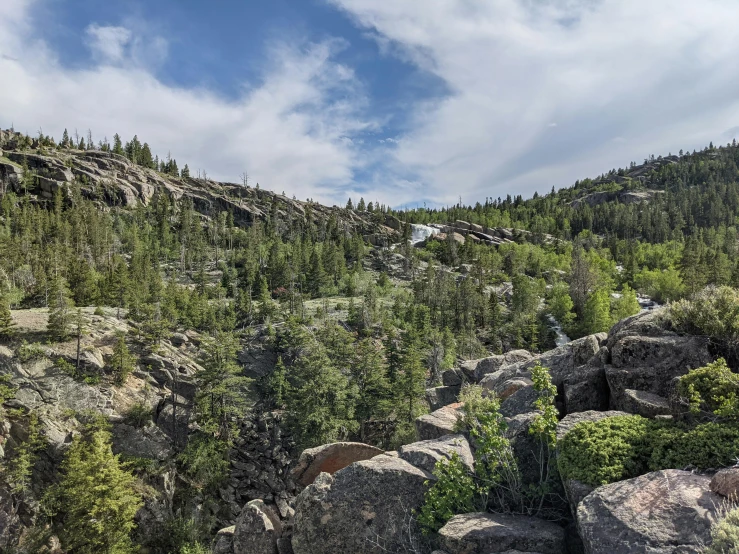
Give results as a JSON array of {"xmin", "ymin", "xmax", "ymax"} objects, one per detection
[{"xmin": 217, "ymin": 308, "xmax": 734, "ymax": 554}]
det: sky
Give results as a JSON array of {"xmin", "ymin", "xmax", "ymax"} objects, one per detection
[{"xmin": 2, "ymin": 0, "xmax": 739, "ymax": 208}]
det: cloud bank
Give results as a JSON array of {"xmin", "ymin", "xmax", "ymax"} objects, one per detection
[
  {"xmin": 331, "ymin": 0, "xmax": 739, "ymax": 204},
  {"xmin": 2, "ymin": 0, "xmax": 739, "ymax": 207},
  {"xmin": 0, "ymin": 0, "xmax": 372, "ymax": 205}
]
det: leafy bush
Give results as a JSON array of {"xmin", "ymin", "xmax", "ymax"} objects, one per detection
[
  {"xmin": 126, "ymin": 401, "xmax": 153, "ymax": 428},
  {"xmin": 678, "ymin": 358, "xmax": 739, "ymax": 419},
  {"xmin": 704, "ymin": 505, "xmax": 739, "ymax": 554},
  {"xmin": 671, "ymin": 286, "xmax": 739, "ymax": 362},
  {"xmin": 558, "ymin": 414, "xmax": 739, "ymax": 487},
  {"xmin": 417, "ymin": 453, "xmax": 476, "ymax": 532},
  {"xmin": 178, "ymin": 433, "xmax": 230, "ymax": 491},
  {"xmin": 17, "ymin": 341, "xmax": 46, "ymax": 362}
]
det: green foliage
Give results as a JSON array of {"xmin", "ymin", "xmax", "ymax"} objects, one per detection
[
  {"xmin": 0, "ymin": 373, "xmax": 18, "ymax": 406},
  {"xmin": 47, "ymin": 275, "xmax": 75, "ymax": 340},
  {"xmin": 17, "ymin": 340, "xmax": 46, "ymax": 362},
  {"xmin": 558, "ymin": 415, "xmax": 739, "ymax": 487},
  {"xmin": 611, "ymin": 284, "xmax": 641, "ymax": 323},
  {"xmin": 580, "ymin": 288, "xmax": 613, "ymax": 335},
  {"xmin": 529, "ymin": 362, "xmax": 558, "ymax": 447},
  {"xmin": 126, "ymin": 401, "xmax": 153, "ymax": 428},
  {"xmin": 417, "ymin": 452, "xmax": 476, "ymax": 533},
  {"xmin": 678, "ymin": 358, "xmax": 739, "ymax": 418},
  {"xmin": 177, "ymin": 433, "xmax": 230, "ymax": 491},
  {"xmin": 704, "ymin": 505, "xmax": 739, "ymax": 554},
  {"xmin": 45, "ymin": 424, "xmax": 142, "ymax": 553},
  {"xmin": 671, "ymin": 287, "xmax": 739, "ymax": 361},
  {"xmin": 7, "ymin": 411, "xmax": 46, "ymax": 494},
  {"xmin": 110, "ymin": 332, "xmax": 136, "ymax": 385},
  {"xmin": 195, "ymin": 331, "xmax": 252, "ymax": 441},
  {"xmin": 0, "ymin": 288, "xmax": 15, "ymax": 338}
]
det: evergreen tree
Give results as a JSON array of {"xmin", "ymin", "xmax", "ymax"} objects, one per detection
[
  {"xmin": 307, "ymin": 249, "xmax": 326, "ymax": 298},
  {"xmin": 110, "ymin": 332, "xmax": 136, "ymax": 384},
  {"xmin": 357, "ymin": 197, "xmax": 366, "ymax": 211},
  {"xmin": 0, "ymin": 288, "xmax": 15, "ymax": 339},
  {"xmin": 196, "ymin": 331, "xmax": 252, "ymax": 441},
  {"xmin": 61, "ymin": 128, "xmax": 70, "ymax": 148},
  {"xmin": 395, "ymin": 329, "xmax": 427, "ymax": 426},
  {"xmin": 112, "ymin": 133, "xmax": 123, "ymax": 155},
  {"xmin": 49, "ymin": 424, "xmax": 143, "ymax": 554},
  {"xmin": 351, "ymin": 337, "xmax": 391, "ymax": 431},
  {"xmin": 48, "ymin": 275, "xmax": 75, "ymax": 340},
  {"xmin": 181, "ymin": 164, "xmax": 190, "ymax": 178}
]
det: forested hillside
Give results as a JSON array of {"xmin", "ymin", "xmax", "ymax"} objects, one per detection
[{"xmin": 2, "ymin": 127, "xmax": 739, "ymax": 553}]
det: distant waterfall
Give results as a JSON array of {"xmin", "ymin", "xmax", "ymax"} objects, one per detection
[{"xmin": 410, "ymin": 224, "xmax": 438, "ymax": 244}]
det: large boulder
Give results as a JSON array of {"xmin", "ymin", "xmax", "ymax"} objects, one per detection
[
  {"xmin": 416, "ymin": 403, "xmax": 463, "ymax": 441},
  {"xmin": 291, "ymin": 442, "xmax": 383, "ymax": 487},
  {"xmin": 606, "ymin": 335, "xmax": 712, "ymax": 411},
  {"xmin": 710, "ymin": 467, "xmax": 739, "ymax": 501},
  {"xmin": 398, "ymin": 434, "xmax": 474, "ymax": 473},
  {"xmin": 291, "ymin": 456, "xmax": 431, "ymax": 554},
  {"xmin": 426, "ymin": 385, "xmax": 461, "ymax": 411},
  {"xmin": 438, "ymin": 512, "xmax": 566, "ymax": 554},
  {"xmin": 620, "ymin": 389, "xmax": 671, "ymax": 418},
  {"xmin": 577, "ymin": 470, "xmax": 722, "ymax": 553},
  {"xmin": 233, "ymin": 499, "xmax": 282, "ymax": 554},
  {"xmin": 462, "ymin": 350, "xmax": 533, "ymax": 382},
  {"xmin": 499, "ymin": 384, "xmax": 539, "ymax": 417},
  {"xmin": 605, "ymin": 308, "xmax": 673, "ymax": 350}
]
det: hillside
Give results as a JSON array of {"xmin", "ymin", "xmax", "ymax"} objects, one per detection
[{"xmin": 1, "ymin": 128, "xmax": 739, "ymax": 553}]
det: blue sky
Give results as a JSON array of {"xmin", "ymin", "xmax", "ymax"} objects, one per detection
[{"xmin": 2, "ymin": 0, "xmax": 739, "ymax": 207}]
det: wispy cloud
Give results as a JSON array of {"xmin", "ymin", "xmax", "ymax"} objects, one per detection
[
  {"xmin": 0, "ymin": 0, "xmax": 373, "ymax": 205},
  {"xmin": 329, "ymin": 0, "xmax": 739, "ymax": 205}
]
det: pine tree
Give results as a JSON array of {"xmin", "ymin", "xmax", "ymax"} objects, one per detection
[
  {"xmin": 0, "ymin": 289, "xmax": 15, "ymax": 339},
  {"xmin": 48, "ymin": 275, "xmax": 75, "ymax": 340},
  {"xmin": 49, "ymin": 424, "xmax": 143, "ymax": 554},
  {"xmin": 181, "ymin": 164, "xmax": 190, "ymax": 178},
  {"xmin": 357, "ymin": 197, "xmax": 366, "ymax": 211},
  {"xmin": 307, "ymin": 249, "xmax": 326, "ymax": 298},
  {"xmin": 61, "ymin": 128, "xmax": 70, "ymax": 148},
  {"xmin": 112, "ymin": 133, "xmax": 123, "ymax": 155},
  {"xmin": 110, "ymin": 332, "xmax": 136, "ymax": 384},
  {"xmin": 196, "ymin": 331, "xmax": 252, "ymax": 441},
  {"xmin": 395, "ymin": 329, "xmax": 427, "ymax": 425}
]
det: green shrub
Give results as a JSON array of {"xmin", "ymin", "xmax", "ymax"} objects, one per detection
[
  {"xmin": 670, "ymin": 286, "xmax": 739, "ymax": 361},
  {"xmin": 17, "ymin": 341, "xmax": 46, "ymax": 362},
  {"xmin": 417, "ymin": 453, "xmax": 476, "ymax": 533},
  {"xmin": 558, "ymin": 415, "xmax": 739, "ymax": 487},
  {"xmin": 126, "ymin": 401, "xmax": 153, "ymax": 428},
  {"xmin": 705, "ymin": 505, "xmax": 739, "ymax": 554},
  {"xmin": 178, "ymin": 433, "xmax": 230, "ymax": 491},
  {"xmin": 678, "ymin": 358, "xmax": 739, "ymax": 418}
]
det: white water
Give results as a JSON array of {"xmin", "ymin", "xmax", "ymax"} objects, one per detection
[
  {"xmin": 547, "ymin": 315, "xmax": 572, "ymax": 347},
  {"xmin": 411, "ymin": 224, "xmax": 439, "ymax": 244}
]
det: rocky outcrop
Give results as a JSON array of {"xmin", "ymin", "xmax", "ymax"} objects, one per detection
[
  {"xmin": 710, "ymin": 467, "xmax": 739, "ymax": 501},
  {"xmin": 291, "ymin": 456, "xmax": 431, "ymax": 554},
  {"xmin": 438, "ymin": 512, "xmax": 566, "ymax": 554},
  {"xmin": 619, "ymin": 389, "xmax": 671, "ymax": 418},
  {"xmin": 426, "ymin": 385, "xmax": 462, "ymax": 411},
  {"xmin": 232, "ymin": 500, "xmax": 282, "ymax": 554},
  {"xmin": 606, "ymin": 334, "xmax": 712, "ymax": 411},
  {"xmin": 398, "ymin": 434, "xmax": 474, "ymax": 473},
  {"xmin": 415, "ymin": 404, "xmax": 463, "ymax": 440},
  {"xmin": 291, "ymin": 442, "xmax": 383, "ymax": 487},
  {"xmin": 577, "ymin": 470, "xmax": 722, "ymax": 553},
  {"xmin": 462, "ymin": 350, "xmax": 534, "ymax": 382}
]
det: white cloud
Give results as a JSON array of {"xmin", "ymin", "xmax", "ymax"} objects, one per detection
[
  {"xmin": 86, "ymin": 24, "xmax": 131, "ymax": 64},
  {"xmin": 329, "ymin": 0, "xmax": 739, "ymax": 205},
  {"xmin": 0, "ymin": 0, "xmax": 372, "ymax": 205}
]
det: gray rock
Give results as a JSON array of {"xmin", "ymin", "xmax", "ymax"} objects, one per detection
[
  {"xmin": 112, "ymin": 423, "xmax": 173, "ymax": 461},
  {"xmin": 233, "ymin": 499, "xmax": 281, "ymax": 554},
  {"xmin": 438, "ymin": 512, "xmax": 566, "ymax": 554},
  {"xmin": 577, "ymin": 470, "xmax": 722, "ymax": 554},
  {"xmin": 398, "ymin": 434, "xmax": 474, "ymax": 473},
  {"xmin": 426, "ymin": 385, "xmax": 461, "ymax": 411},
  {"xmin": 606, "ymin": 335, "xmax": 712, "ymax": 410},
  {"xmin": 500, "ymin": 384, "xmax": 539, "ymax": 417},
  {"xmin": 291, "ymin": 442, "xmax": 383, "ymax": 487},
  {"xmin": 710, "ymin": 467, "xmax": 739, "ymax": 500},
  {"xmin": 415, "ymin": 404, "xmax": 462, "ymax": 441},
  {"xmin": 170, "ymin": 332, "xmax": 189, "ymax": 346},
  {"xmin": 292, "ymin": 456, "xmax": 431, "ymax": 554},
  {"xmin": 442, "ymin": 368, "xmax": 464, "ymax": 387},
  {"xmin": 563, "ymin": 362, "xmax": 609, "ymax": 414},
  {"xmin": 606, "ymin": 308, "xmax": 673, "ymax": 350},
  {"xmin": 464, "ymin": 350, "xmax": 533, "ymax": 382},
  {"xmin": 213, "ymin": 526, "xmax": 235, "ymax": 554},
  {"xmin": 620, "ymin": 389, "xmax": 671, "ymax": 418},
  {"xmin": 504, "ymin": 412, "xmax": 543, "ymax": 487}
]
